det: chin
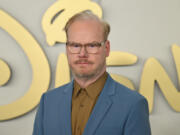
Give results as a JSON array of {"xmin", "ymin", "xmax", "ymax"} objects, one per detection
[{"xmin": 75, "ymin": 71, "xmax": 95, "ymax": 78}]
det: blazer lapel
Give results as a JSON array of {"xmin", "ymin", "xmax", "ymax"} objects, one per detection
[
  {"xmin": 83, "ymin": 75, "xmax": 116, "ymax": 135},
  {"xmin": 61, "ymin": 81, "xmax": 74, "ymax": 135}
]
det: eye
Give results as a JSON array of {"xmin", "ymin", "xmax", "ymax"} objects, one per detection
[
  {"xmin": 71, "ymin": 43, "xmax": 81, "ymax": 48},
  {"xmin": 87, "ymin": 43, "xmax": 99, "ymax": 48},
  {"xmin": 89, "ymin": 44, "xmax": 96, "ymax": 48}
]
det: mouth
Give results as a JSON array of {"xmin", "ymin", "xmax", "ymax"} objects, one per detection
[
  {"xmin": 75, "ymin": 60, "xmax": 93, "ymax": 65},
  {"xmin": 74, "ymin": 60, "xmax": 94, "ymax": 68},
  {"xmin": 77, "ymin": 62, "xmax": 89, "ymax": 65}
]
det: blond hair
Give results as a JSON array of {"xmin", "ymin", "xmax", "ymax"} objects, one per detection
[{"xmin": 64, "ymin": 11, "xmax": 110, "ymax": 41}]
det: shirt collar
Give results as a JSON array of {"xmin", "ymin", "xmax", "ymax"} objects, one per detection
[{"xmin": 73, "ymin": 72, "xmax": 108, "ymax": 99}]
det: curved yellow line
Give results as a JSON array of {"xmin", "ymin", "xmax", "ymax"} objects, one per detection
[
  {"xmin": 0, "ymin": 59, "xmax": 11, "ymax": 86},
  {"xmin": 0, "ymin": 10, "xmax": 51, "ymax": 121},
  {"xmin": 107, "ymin": 51, "xmax": 138, "ymax": 66},
  {"xmin": 110, "ymin": 73, "xmax": 135, "ymax": 90}
]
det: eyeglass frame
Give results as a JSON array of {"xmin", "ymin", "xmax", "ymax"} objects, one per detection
[{"xmin": 66, "ymin": 41, "xmax": 106, "ymax": 54}]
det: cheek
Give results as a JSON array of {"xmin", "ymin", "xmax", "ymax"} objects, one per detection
[{"xmin": 92, "ymin": 55, "xmax": 105, "ymax": 65}]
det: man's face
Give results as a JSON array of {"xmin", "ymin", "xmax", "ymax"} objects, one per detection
[{"xmin": 66, "ymin": 20, "xmax": 110, "ymax": 79}]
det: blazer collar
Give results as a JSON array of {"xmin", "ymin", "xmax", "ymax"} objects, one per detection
[
  {"xmin": 83, "ymin": 74, "xmax": 116, "ymax": 135},
  {"xmin": 61, "ymin": 81, "xmax": 74, "ymax": 135},
  {"xmin": 62, "ymin": 74, "xmax": 116, "ymax": 135},
  {"xmin": 63, "ymin": 80, "xmax": 74, "ymax": 93}
]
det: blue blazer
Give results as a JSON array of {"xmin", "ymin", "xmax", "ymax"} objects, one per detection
[{"xmin": 33, "ymin": 74, "xmax": 151, "ymax": 135}]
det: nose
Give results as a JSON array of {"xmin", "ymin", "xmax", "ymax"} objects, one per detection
[{"xmin": 79, "ymin": 46, "xmax": 88, "ymax": 57}]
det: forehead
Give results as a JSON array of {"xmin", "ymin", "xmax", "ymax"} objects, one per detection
[{"xmin": 67, "ymin": 20, "xmax": 103, "ymax": 42}]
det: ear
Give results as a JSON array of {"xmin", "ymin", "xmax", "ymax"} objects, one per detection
[{"xmin": 105, "ymin": 40, "xmax": 110, "ymax": 57}]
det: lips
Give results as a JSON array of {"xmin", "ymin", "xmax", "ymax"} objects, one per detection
[{"xmin": 77, "ymin": 62, "xmax": 89, "ymax": 64}]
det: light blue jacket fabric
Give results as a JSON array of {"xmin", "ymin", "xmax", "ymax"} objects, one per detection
[{"xmin": 33, "ymin": 74, "xmax": 151, "ymax": 135}]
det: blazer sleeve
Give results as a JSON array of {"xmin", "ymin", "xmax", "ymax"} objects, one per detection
[
  {"xmin": 124, "ymin": 97, "xmax": 151, "ymax": 135},
  {"xmin": 32, "ymin": 94, "xmax": 45, "ymax": 135}
]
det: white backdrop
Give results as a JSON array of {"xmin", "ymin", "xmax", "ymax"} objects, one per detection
[{"xmin": 0, "ymin": 0, "xmax": 180, "ymax": 134}]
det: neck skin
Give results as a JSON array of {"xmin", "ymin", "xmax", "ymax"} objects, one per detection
[{"xmin": 73, "ymin": 66, "xmax": 106, "ymax": 88}]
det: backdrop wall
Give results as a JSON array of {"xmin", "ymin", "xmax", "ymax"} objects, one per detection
[{"xmin": 0, "ymin": 0, "xmax": 180, "ymax": 134}]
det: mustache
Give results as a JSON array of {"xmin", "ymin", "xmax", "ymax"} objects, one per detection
[{"xmin": 74, "ymin": 59, "xmax": 94, "ymax": 64}]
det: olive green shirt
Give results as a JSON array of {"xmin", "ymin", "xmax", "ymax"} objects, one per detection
[{"xmin": 71, "ymin": 72, "xmax": 108, "ymax": 135}]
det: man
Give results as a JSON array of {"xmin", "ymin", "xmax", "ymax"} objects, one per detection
[{"xmin": 33, "ymin": 11, "xmax": 151, "ymax": 135}]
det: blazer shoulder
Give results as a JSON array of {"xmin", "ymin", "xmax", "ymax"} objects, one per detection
[
  {"xmin": 111, "ymin": 77, "xmax": 146, "ymax": 102},
  {"xmin": 44, "ymin": 81, "xmax": 73, "ymax": 97}
]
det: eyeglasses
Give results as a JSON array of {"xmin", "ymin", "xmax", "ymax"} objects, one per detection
[{"xmin": 66, "ymin": 41, "xmax": 106, "ymax": 54}]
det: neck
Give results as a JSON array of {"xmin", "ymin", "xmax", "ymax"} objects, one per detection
[{"xmin": 74, "ymin": 69, "xmax": 106, "ymax": 88}]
